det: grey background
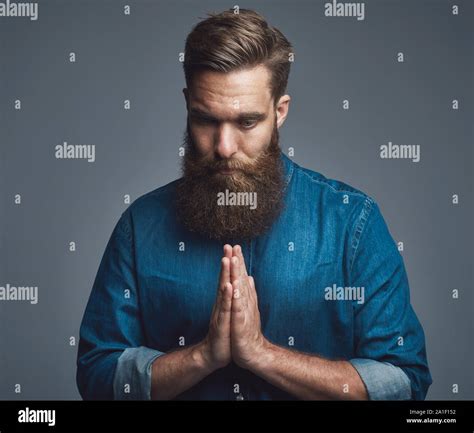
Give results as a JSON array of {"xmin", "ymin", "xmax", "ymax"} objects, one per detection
[{"xmin": 0, "ymin": 0, "xmax": 472, "ymax": 400}]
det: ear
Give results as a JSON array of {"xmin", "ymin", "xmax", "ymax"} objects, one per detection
[{"xmin": 275, "ymin": 95, "xmax": 291, "ymax": 129}]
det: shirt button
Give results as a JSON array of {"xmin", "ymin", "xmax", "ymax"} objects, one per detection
[{"xmin": 235, "ymin": 393, "xmax": 245, "ymax": 401}]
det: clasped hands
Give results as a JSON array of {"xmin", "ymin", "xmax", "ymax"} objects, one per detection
[{"xmin": 201, "ymin": 244, "xmax": 268, "ymax": 371}]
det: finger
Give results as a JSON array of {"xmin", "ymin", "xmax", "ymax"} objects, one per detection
[
  {"xmin": 233, "ymin": 245, "xmax": 248, "ymax": 277},
  {"xmin": 217, "ymin": 282, "xmax": 233, "ymax": 330},
  {"xmin": 223, "ymin": 244, "xmax": 233, "ymax": 259},
  {"xmin": 219, "ymin": 256, "xmax": 230, "ymax": 290},
  {"xmin": 231, "ymin": 250, "xmax": 253, "ymax": 299},
  {"xmin": 233, "ymin": 245, "xmax": 252, "ymax": 301},
  {"xmin": 213, "ymin": 256, "xmax": 230, "ymax": 318},
  {"xmin": 230, "ymin": 254, "xmax": 249, "ymax": 301},
  {"xmin": 231, "ymin": 278, "xmax": 247, "ymax": 314},
  {"xmin": 230, "ymin": 255, "xmax": 240, "ymax": 285},
  {"xmin": 248, "ymin": 275, "xmax": 257, "ymax": 305}
]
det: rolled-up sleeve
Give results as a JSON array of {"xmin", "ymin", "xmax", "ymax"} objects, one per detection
[
  {"xmin": 113, "ymin": 347, "xmax": 165, "ymax": 400},
  {"xmin": 348, "ymin": 199, "xmax": 432, "ymax": 400},
  {"xmin": 76, "ymin": 210, "xmax": 165, "ymax": 400},
  {"xmin": 349, "ymin": 358, "xmax": 412, "ymax": 400}
]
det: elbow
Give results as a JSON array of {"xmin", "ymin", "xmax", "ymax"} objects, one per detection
[
  {"xmin": 76, "ymin": 350, "xmax": 119, "ymax": 400},
  {"xmin": 401, "ymin": 366, "xmax": 433, "ymax": 401}
]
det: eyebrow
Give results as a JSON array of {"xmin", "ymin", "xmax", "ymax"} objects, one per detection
[{"xmin": 189, "ymin": 107, "xmax": 267, "ymax": 122}]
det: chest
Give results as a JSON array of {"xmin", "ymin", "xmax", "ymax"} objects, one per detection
[{"xmin": 137, "ymin": 228, "xmax": 353, "ymax": 356}]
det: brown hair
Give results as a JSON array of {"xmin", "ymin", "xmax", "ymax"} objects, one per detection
[{"xmin": 183, "ymin": 8, "xmax": 293, "ymax": 105}]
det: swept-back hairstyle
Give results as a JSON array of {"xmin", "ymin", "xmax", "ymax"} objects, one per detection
[{"xmin": 183, "ymin": 8, "xmax": 293, "ymax": 104}]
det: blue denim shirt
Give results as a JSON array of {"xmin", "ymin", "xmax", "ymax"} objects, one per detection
[{"xmin": 76, "ymin": 152, "xmax": 432, "ymax": 401}]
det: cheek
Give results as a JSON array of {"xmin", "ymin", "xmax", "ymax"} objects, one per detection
[{"xmin": 189, "ymin": 124, "xmax": 213, "ymax": 155}]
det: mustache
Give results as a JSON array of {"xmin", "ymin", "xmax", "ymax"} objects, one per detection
[
  {"xmin": 190, "ymin": 152, "xmax": 265, "ymax": 177},
  {"xmin": 184, "ymin": 119, "xmax": 279, "ymax": 176},
  {"xmin": 207, "ymin": 158, "xmax": 251, "ymax": 173}
]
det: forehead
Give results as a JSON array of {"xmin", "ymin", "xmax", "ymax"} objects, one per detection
[{"xmin": 189, "ymin": 65, "xmax": 273, "ymax": 114}]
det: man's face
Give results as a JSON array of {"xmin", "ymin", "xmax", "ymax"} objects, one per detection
[
  {"xmin": 176, "ymin": 65, "xmax": 290, "ymax": 241},
  {"xmin": 185, "ymin": 65, "xmax": 278, "ymax": 166}
]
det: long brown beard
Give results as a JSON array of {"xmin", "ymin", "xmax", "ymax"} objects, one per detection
[{"xmin": 175, "ymin": 123, "xmax": 286, "ymax": 242}]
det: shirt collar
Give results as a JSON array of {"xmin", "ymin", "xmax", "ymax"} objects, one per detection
[{"xmin": 280, "ymin": 150, "xmax": 295, "ymax": 190}]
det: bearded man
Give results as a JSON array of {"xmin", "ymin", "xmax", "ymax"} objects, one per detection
[{"xmin": 77, "ymin": 8, "xmax": 432, "ymax": 401}]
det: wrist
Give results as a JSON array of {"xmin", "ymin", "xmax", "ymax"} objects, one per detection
[
  {"xmin": 193, "ymin": 340, "xmax": 218, "ymax": 374},
  {"xmin": 247, "ymin": 336, "xmax": 274, "ymax": 373}
]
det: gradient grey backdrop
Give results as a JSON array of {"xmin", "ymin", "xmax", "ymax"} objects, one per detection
[{"xmin": 0, "ymin": 0, "xmax": 472, "ymax": 400}]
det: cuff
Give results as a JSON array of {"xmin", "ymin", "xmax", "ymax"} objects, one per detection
[
  {"xmin": 349, "ymin": 358, "xmax": 412, "ymax": 400},
  {"xmin": 113, "ymin": 346, "xmax": 165, "ymax": 400}
]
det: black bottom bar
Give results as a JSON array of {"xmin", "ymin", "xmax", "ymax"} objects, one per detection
[{"xmin": 0, "ymin": 400, "xmax": 472, "ymax": 433}]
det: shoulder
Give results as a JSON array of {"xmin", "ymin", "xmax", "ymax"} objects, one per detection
[
  {"xmin": 119, "ymin": 178, "xmax": 181, "ymax": 225},
  {"xmin": 292, "ymin": 159, "xmax": 373, "ymax": 202},
  {"xmin": 289, "ymin": 157, "xmax": 376, "ymax": 217},
  {"xmin": 288, "ymin": 157, "xmax": 382, "ymax": 253}
]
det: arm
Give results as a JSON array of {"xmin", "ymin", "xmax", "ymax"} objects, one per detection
[
  {"xmin": 248, "ymin": 341, "xmax": 368, "ymax": 400},
  {"xmin": 229, "ymin": 247, "xmax": 367, "ymax": 400},
  {"xmin": 76, "ymin": 210, "xmax": 235, "ymax": 400},
  {"xmin": 150, "ymin": 248, "xmax": 235, "ymax": 400},
  {"xmin": 229, "ymin": 231, "xmax": 423, "ymax": 401},
  {"xmin": 77, "ymin": 210, "xmax": 152, "ymax": 400},
  {"xmin": 348, "ymin": 198, "xmax": 432, "ymax": 400},
  {"xmin": 149, "ymin": 341, "xmax": 212, "ymax": 400}
]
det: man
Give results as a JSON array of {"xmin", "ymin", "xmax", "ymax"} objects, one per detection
[{"xmin": 76, "ymin": 9, "xmax": 432, "ymax": 401}]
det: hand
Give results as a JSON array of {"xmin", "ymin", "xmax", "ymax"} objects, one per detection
[
  {"xmin": 230, "ymin": 245, "xmax": 268, "ymax": 369},
  {"xmin": 201, "ymin": 244, "xmax": 233, "ymax": 371}
]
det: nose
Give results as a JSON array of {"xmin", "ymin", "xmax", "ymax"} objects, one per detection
[{"xmin": 214, "ymin": 123, "xmax": 238, "ymax": 159}]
